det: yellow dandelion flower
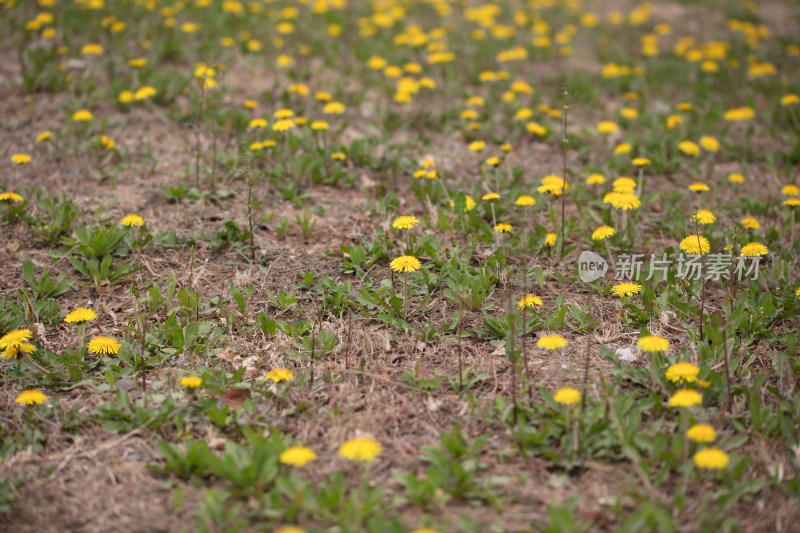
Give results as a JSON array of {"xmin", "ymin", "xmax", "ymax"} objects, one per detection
[
  {"xmin": 780, "ymin": 94, "xmax": 799, "ymax": 106},
  {"xmin": 289, "ymin": 83, "xmax": 309, "ymax": 96},
  {"xmin": 482, "ymin": 192, "xmax": 500, "ymax": 201},
  {"xmin": 740, "ymin": 242, "xmax": 768, "ymax": 257},
  {"xmin": 553, "ymin": 387, "xmax": 580, "ymax": 406},
  {"xmin": 591, "ymin": 225, "xmax": 615, "ymax": 241},
  {"xmin": 783, "ymin": 198, "xmax": 800, "ymax": 207},
  {"xmin": 331, "ymin": 152, "xmax": 346, "ymax": 160},
  {"xmin": 679, "ymin": 235, "xmax": 710, "ymax": 255},
  {"xmin": 666, "ymin": 114, "xmax": 683, "ymax": 130},
  {"xmin": 311, "ymin": 120, "xmax": 329, "ymax": 130},
  {"xmin": 596, "ymin": 121, "xmax": 619, "ymax": 133},
  {"xmin": 537, "ymin": 334, "xmax": 567, "ymax": 350},
  {"xmin": 280, "ymin": 446, "xmax": 317, "ymax": 467},
  {"xmin": 272, "ymin": 119, "xmax": 296, "ymax": 132},
  {"xmin": 693, "ymin": 448, "xmax": 729, "ymax": 469},
  {"xmin": 620, "ymin": 107, "xmax": 639, "ymax": 119},
  {"xmin": 687, "ymin": 424, "xmax": 716, "ymax": 443},
  {"xmin": 81, "ymin": 43, "xmax": 104, "ymax": 55},
  {"xmin": 665, "ymin": 362, "xmax": 699, "ymax": 383},
  {"xmin": 249, "ymin": 118, "xmax": 268, "ymax": 129},
  {"xmin": 637, "ymin": 335, "xmax": 669, "ymax": 352},
  {"xmin": 526, "ymin": 122, "xmax": 547, "ymax": 136},
  {"xmin": 541, "ymin": 175, "xmax": 568, "ymax": 191},
  {"xmin": 515, "ymin": 195, "xmax": 535, "ymax": 206},
  {"xmin": 0, "ymin": 192, "xmax": 24, "ymax": 203},
  {"xmin": 692, "ymin": 209, "xmax": 715, "ymax": 224},
  {"xmin": 118, "ymin": 91, "xmax": 134, "ymax": 104},
  {"xmin": 781, "ymin": 184, "xmax": 799, "ymax": 196},
  {"xmin": 514, "ymin": 108, "xmax": 533, "ymax": 121},
  {"xmin": 15, "ymin": 389, "xmax": 48, "ymax": 405},
  {"xmin": 121, "ymin": 214, "xmax": 144, "ymax": 227},
  {"xmin": 586, "ymin": 173, "xmax": 606, "ymax": 185},
  {"xmin": 678, "ymin": 141, "xmax": 701, "ymax": 156},
  {"xmin": 608, "ymin": 192, "xmax": 641, "ymax": 210},
  {"xmin": 740, "ymin": 216, "xmax": 759, "ymax": 229},
  {"xmin": 64, "ymin": 308, "xmax": 97, "ymax": 324},
  {"xmin": 0, "ymin": 329, "xmax": 32, "ymax": 350},
  {"xmin": 613, "ymin": 143, "xmax": 632, "ymax": 156},
  {"xmin": 134, "ymin": 86, "xmax": 156, "ymax": 100},
  {"xmin": 180, "ymin": 376, "xmax": 202, "ymax": 389},
  {"xmin": 323, "ymin": 102, "xmax": 345, "ymax": 114},
  {"xmin": 339, "ymin": 437, "xmax": 382, "ymax": 462},
  {"xmin": 538, "ymin": 183, "xmax": 564, "ymax": 196},
  {"xmin": 265, "ymin": 368, "xmax": 294, "ymax": 382},
  {"xmin": 632, "ymin": 157, "xmax": 651, "ymax": 166},
  {"xmin": 518, "ymin": 295, "xmax": 543, "ymax": 309},
  {"xmin": 468, "ymin": 140, "xmax": 486, "ymax": 152},
  {"xmin": 36, "ymin": 131, "xmax": 52, "ymax": 143},
  {"xmin": 390, "ymin": 255, "xmax": 421, "ymax": 273},
  {"xmin": 367, "ymin": 56, "xmax": 387, "ymax": 70},
  {"xmin": 95, "ymin": 135, "xmax": 115, "ymax": 150},
  {"xmin": 87, "ymin": 336, "xmax": 121, "ymax": 355},
  {"xmin": 494, "ymin": 223, "xmax": 512, "ymax": 233},
  {"xmin": 699, "ymin": 136, "xmax": 720, "ymax": 152},
  {"xmin": 3, "ymin": 341, "xmax": 35, "ymax": 359},
  {"xmin": 450, "ymin": 195, "xmax": 476, "ymax": 212},
  {"xmin": 72, "ymin": 109, "xmax": 93, "ymax": 122},
  {"xmin": 180, "ymin": 22, "xmax": 200, "ymax": 33},
  {"xmin": 544, "ymin": 232, "xmax": 557, "ymax": 247},
  {"xmin": 392, "ymin": 216, "xmax": 419, "ymax": 230},
  {"xmin": 688, "ymin": 182, "xmax": 710, "ymax": 192},
  {"xmin": 728, "ymin": 173, "xmax": 745, "ymax": 184},
  {"xmin": 611, "ymin": 282, "xmax": 642, "ymax": 297},
  {"xmin": 273, "ymin": 108, "xmax": 294, "ymax": 119},
  {"xmin": 11, "ymin": 153, "xmax": 31, "ymax": 165},
  {"xmin": 723, "ymin": 107, "xmax": 755, "ymax": 121},
  {"xmin": 668, "ymin": 389, "xmax": 702, "ymax": 408},
  {"xmin": 613, "ymin": 177, "xmax": 636, "ymax": 193}
]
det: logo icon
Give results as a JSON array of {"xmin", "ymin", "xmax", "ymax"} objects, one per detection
[{"xmin": 578, "ymin": 251, "xmax": 608, "ymax": 282}]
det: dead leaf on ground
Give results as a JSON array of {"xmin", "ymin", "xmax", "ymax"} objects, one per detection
[{"xmin": 222, "ymin": 388, "xmax": 251, "ymax": 409}]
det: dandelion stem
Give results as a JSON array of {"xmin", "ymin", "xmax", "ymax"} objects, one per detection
[
  {"xmin": 507, "ymin": 293, "xmax": 518, "ymax": 425},
  {"xmin": 457, "ymin": 314, "xmax": 463, "ymax": 393},
  {"xmin": 77, "ymin": 323, "xmax": 86, "ymax": 361},
  {"xmin": 722, "ymin": 323, "xmax": 733, "ymax": 414},
  {"xmin": 23, "ymin": 357, "xmax": 48, "ymax": 375},
  {"xmin": 560, "ymin": 84, "xmax": 569, "ymax": 247},
  {"xmin": 604, "ymin": 239, "xmax": 616, "ymax": 272},
  {"xmin": 309, "ymin": 320, "xmax": 316, "ymax": 392},
  {"xmin": 194, "ymin": 81, "xmax": 206, "ymax": 189},
  {"xmin": 636, "ymin": 167, "xmax": 643, "ymax": 198},
  {"xmin": 403, "ymin": 270, "xmax": 408, "ymax": 322},
  {"xmin": 727, "ymin": 228, "xmax": 738, "ymax": 306},
  {"xmin": 490, "ymin": 203, "xmax": 498, "ymax": 247},
  {"xmin": 345, "ymin": 308, "xmax": 352, "ymax": 371},
  {"xmin": 694, "ymin": 218, "xmax": 705, "ymax": 342},
  {"xmin": 581, "ymin": 340, "xmax": 590, "ymax": 412}
]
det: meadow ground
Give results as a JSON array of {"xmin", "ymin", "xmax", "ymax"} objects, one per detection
[{"xmin": 1, "ymin": 0, "xmax": 800, "ymax": 532}]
